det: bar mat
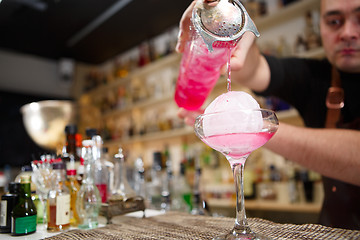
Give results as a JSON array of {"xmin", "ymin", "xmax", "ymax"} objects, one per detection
[{"xmin": 44, "ymin": 211, "xmax": 360, "ymax": 240}]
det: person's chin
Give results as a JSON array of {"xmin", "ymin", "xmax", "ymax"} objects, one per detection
[{"xmin": 336, "ymin": 57, "xmax": 360, "ymax": 73}]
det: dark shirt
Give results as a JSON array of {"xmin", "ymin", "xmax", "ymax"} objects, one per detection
[{"xmin": 257, "ymin": 55, "xmax": 360, "ymax": 230}]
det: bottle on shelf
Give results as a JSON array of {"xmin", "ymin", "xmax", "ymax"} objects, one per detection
[
  {"xmin": 76, "ymin": 140, "xmax": 101, "ymax": 229},
  {"xmin": 110, "ymin": 147, "xmax": 136, "ymax": 201},
  {"xmin": 0, "ymin": 182, "xmax": 20, "ymax": 233},
  {"xmin": 62, "ymin": 124, "xmax": 81, "ymax": 171},
  {"xmin": 171, "ymin": 161, "xmax": 192, "ymax": 212},
  {"xmin": 147, "ymin": 152, "xmax": 165, "ymax": 210},
  {"xmin": 133, "ymin": 157, "xmax": 146, "ymax": 199},
  {"xmin": 161, "ymin": 147, "xmax": 172, "ymax": 211},
  {"xmin": 11, "ymin": 175, "xmax": 37, "ymax": 236},
  {"xmin": 191, "ymin": 156, "xmax": 210, "ymax": 216},
  {"xmin": 47, "ymin": 161, "xmax": 71, "ymax": 232},
  {"xmin": 65, "ymin": 168, "xmax": 80, "ymax": 227}
]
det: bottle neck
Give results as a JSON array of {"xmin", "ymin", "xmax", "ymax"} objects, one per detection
[
  {"xmin": 83, "ymin": 147, "xmax": 95, "ymax": 185},
  {"xmin": 66, "ymin": 133, "xmax": 77, "ymax": 155},
  {"xmin": 20, "ymin": 182, "xmax": 32, "ymax": 199}
]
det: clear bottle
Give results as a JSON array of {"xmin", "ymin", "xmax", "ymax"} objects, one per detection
[
  {"xmin": 11, "ymin": 175, "xmax": 37, "ymax": 236},
  {"xmin": 47, "ymin": 161, "xmax": 71, "ymax": 232},
  {"xmin": 92, "ymin": 135, "xmax": 111, "ymax": 203},
  {"xmin": 65, "ymin": 168, "xmax": 80, "ymax": 227},
  {"xmin": 110, "ymin": 147, "xmax": 136, "ymax": 201},
  {"xmin": 0, "ymin": 182, "xmax": 20, "ymax": 233},
  {"xmin": 171, "ymin": 162, "xmax": 192, "ymax": 212},
  {"xmin": 76, "ymin": 140, "xmax": 101, "ymax": 229},
  {"xmin": 147, "ymin": 152, "xmax": 164, "ymax": 210},
  {"xmin": 133, "ymin": 157, "xmax": 146, "ymax": 199}
]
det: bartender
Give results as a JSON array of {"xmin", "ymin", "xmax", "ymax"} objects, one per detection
[{"xmin": 176, "ymin": 0, "xmax": 360, "ymax": 230}]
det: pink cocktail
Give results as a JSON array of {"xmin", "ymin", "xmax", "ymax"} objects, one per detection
[
  {"xmin": 174, "ymin": 37, "xmax": 232, "ymax": 111},
  {"xmin": 194, "ymin": 109, "xmax": 278, "ymax": 240},
  {"xmin": 203, "ymin": 132, "xmax": 275, "ymax": 163}
]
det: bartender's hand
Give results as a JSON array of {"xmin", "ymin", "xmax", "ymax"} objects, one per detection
[
  {"xmin": 177, "ymin": 108, "xmax": 204, "ymax": 126},
  {"xmin": 176, "ymin": 1, "xmax": 258, "ymax": 74}
]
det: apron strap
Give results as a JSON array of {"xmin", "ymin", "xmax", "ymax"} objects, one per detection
[{"xmin": 325, "ymin": 67, "xmax": 344, "ymax": 128}]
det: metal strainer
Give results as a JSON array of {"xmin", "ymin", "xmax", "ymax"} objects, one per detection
[{"xmin": 192, "ymin": 0, "xmax": 260, "ymax": 51}]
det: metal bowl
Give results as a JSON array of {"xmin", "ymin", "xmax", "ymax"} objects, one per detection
[{"xmin": 20, "ymin": 100, "xmax": 75, "ymax": 151}]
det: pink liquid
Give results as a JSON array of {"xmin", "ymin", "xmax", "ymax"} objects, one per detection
[
  {"xmin": 174, "ymin": 38, "xmax": 233, "ymax": 111},
  {"xmin": 96, "ymin": 184, "xmax": 107, "ymax": 203},
  {"xmin": 201, "ymin": 132, "xmax": 275, "ymax": 163}
]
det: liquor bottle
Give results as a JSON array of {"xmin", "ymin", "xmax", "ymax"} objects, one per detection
[
  {"xmin": 62, "ymin": 124, "xmax": 81, "ymax": 171},
  {"xmin": 133, "ymin": 157, "xmax": 146, "ymax": 199},
  {"xmin": 11, "ymin": 175, "xmax": 37, "ymax": 236},
  {"xmin": 0, "ymin": 182, "xmax": 20, "ymax": 233},
  {"xmin": 110, "ymin": 147, "xmax": 136, "ymax": 201},
  {"xmin": 171, "ymin": 162, "xmax": 192, "ymax": 212},
  {"xmin": 76, "ymin": 140, "xmax": 101, "ymax": 229},
  {"xmin": 147, "ymin": 152, "xmax": 165, "ymax": 210},
  {"xmin": 161, "ymin": 147, "xmax": 172, "ymax": 211},
  {"xmin": 92, "ymin": 135, "xmax": 111, "ymax": 203},
  {"xmin": 65, "ymin": 168, "xmax": 80, "ymax": 227},
  {"xmin": 47, "ymin": 161, "xmax": 71, "ymax": 232}
]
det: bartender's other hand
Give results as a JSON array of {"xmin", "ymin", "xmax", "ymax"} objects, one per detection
[
  {"xmin": 220, "ymin": 31, "xmax": 257, "ymax": 74},
  {"xmin": 177, "ymin": 107, "xmax": 204, "ymax": 126},
  {"xmin": 176, "ymin": 1, "xmax": 196, "ymax": 53}
]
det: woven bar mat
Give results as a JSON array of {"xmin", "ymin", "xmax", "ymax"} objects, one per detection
[{"xmin": 44, "ymin": 211, "xmax": 360, "ymax": 240}]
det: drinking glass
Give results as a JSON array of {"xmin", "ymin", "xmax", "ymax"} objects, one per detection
[{"xmin": 194, "ymin": 109, "xmax": 278, "ymax": 240}]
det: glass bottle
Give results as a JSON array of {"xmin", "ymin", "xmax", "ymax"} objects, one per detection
[
  {"xmin": 76, "ymin": 140, "xmax": 101, "ymax": 229},
  {"xmin": 11, "ymin": 175, "xmax": 37, "ymax": 236},
  {"xmin": 0, "ymin": 182, "xmax": 20, "ymax": 233},
  {"xmin": 65, "ymin": 168, "xmax": 80, "ymax": 227},
  {"xmin": 133, "ymin": 157, "xmax": 146, "ymax": 199},
  {"xmin": 47, "ymin": 161, "xmax": 71, "ymax": 232},
  {"xmin": 147, "ymin": 152, "xmax": 164, "ymax": 210},
  {"xmin": 171, "ymin": 162, "xmax": 192, "ymax": 212},
  {"xmin": 92, "ymin": 135, "xmax": 111, "ymax": 203},
  {"xmin": 110, "ymin": 147, "xmax": 136, "ymax": 201}
]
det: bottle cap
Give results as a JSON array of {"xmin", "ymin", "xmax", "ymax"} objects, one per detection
[
  {"xmin": 65, "ymin": 124, "xmax": 78, "ymax": 134},
  {"xmin": 8, "ymin": 182, "xmax": 21, "ymax": 194},
  {"xmin": 85, "ymin": 128, "xmax": 97, "ymax": 138}
]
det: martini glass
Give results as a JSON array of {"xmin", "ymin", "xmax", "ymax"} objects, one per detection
[{"xmin": 194, "ymin": 109, "xmax": 278, "ymax": 240}]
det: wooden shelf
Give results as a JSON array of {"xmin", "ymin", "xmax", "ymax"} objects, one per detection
[
  {"xmin": 104, "ymin": 126, "xmax": 194, "ymax": 146},
  {"xmin": 208, "ymin": 198, "xmax": 321, "ymax": 213},
  {"xmin": 255, "ymin": 0, "xmax": 321, "ymax": 31}
]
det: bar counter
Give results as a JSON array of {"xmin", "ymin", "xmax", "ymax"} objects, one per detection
[{"xmin": 41, "ymin": 211, "xmax": 359, "ymax": 240}]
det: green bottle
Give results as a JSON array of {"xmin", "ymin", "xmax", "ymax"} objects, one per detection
[{"xmin": 11, "ymin": 175, "xmax": 37, "ymax": 236}]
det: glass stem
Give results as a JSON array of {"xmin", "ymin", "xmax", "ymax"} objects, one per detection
[{"xmin": 232, "ymin": 161, "xmax": 253, "ymax": 235}]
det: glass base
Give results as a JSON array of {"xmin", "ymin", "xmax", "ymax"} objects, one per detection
[{"xmin": 213, "ymin": 231, "xmax": 271, "ymax": 240}]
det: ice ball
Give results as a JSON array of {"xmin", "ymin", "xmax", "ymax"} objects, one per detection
[{"xmin": 203, "ymin": 91, "xmax": 263, "ymax": 137}]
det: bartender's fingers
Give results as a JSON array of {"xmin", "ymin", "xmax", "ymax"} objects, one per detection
[
  {"xmin": 177, "ymin": 107, "xmax": 204, "ymax": 126},
  {"xmin": 220, "ymin": 31, "xmax": 257, "ymax": 74},
  {"xmin": 176, "ymin": 1, "xmax": 197, "ymax": 53}
]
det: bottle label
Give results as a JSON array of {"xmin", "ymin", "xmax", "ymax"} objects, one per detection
[
  {"xmin": 13, "ymin": 215, "xmax": 37, "ymax": 234},
  {"xmin": 56, "ymin": 194, "xmax": 70, "ymax": 225},
  {"xmin": 0, "ymin": 200, "xmax": 7, "ymax": 227}
]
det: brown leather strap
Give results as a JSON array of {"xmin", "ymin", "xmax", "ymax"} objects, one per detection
[{"xmin": 325, "ymin": 67, "xmax": 344, "ymax": 128}]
